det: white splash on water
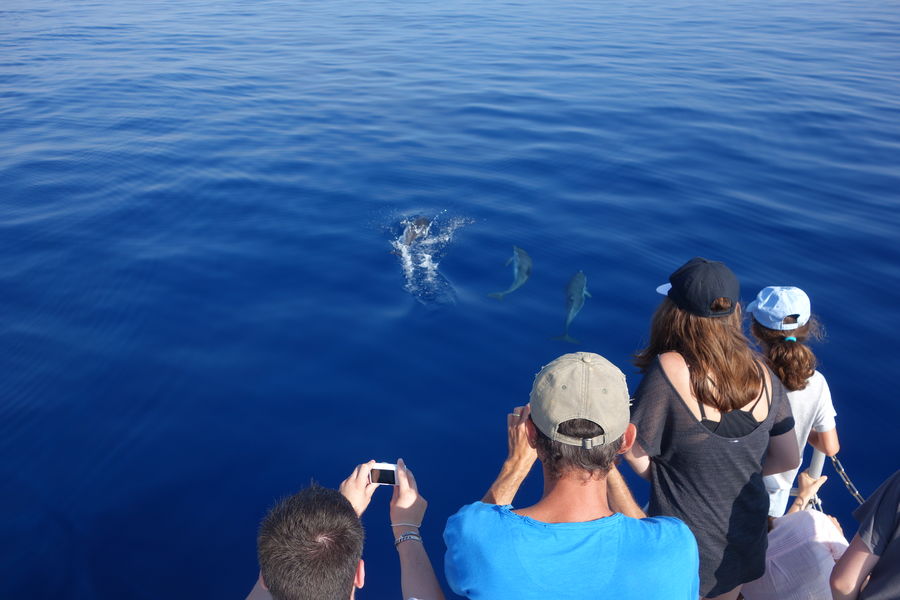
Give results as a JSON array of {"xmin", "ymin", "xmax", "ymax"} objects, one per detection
[{"xmin": 390, "ymin": 212, "xmax": 472, "ymax": 304}]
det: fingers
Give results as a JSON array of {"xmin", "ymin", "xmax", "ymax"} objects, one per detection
[
  {"xmin": 357, "ymin": 460, "xmax": 375, "ymax": 486},
  {"xmin": 390, "ymin": 480, "xmax": 400, "ymax": 503},
  {"xmin": 508, "ymin": 405, "xmax": 529, "ymax": 425},
  {"xmin": 396, "ymin": 458, "xmax": 410, "ymax": 492},
  {"xmin": 405, "ymin": 463, "xmax": 419, "ymax": 492}
]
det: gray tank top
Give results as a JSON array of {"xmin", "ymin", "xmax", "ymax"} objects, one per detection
[{"xmin": 631, "ymin": 357, "xmax": 794, "ymax": 597}]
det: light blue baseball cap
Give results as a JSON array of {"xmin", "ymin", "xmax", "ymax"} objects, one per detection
[{"xmin": 746, "ymin": 286, "xmax": 811, "ymax": 331}]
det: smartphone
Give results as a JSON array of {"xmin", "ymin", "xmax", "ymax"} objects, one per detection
[{"xmin": 369, "ymin": 462, "xmax": 397, "ymax": 485}]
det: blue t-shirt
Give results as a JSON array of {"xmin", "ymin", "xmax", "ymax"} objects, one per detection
[{"xmin": 444, "ymin": 502, "xmax": 699, "ymax": 600}]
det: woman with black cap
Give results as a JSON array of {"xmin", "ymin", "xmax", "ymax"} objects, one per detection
[{"xmin": 624, "ymin": 257, "xmax": 800, "ymax": 600}]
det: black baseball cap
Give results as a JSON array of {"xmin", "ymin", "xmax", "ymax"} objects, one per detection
[{"xmin": 655, "ymin": 257, "xmax": 740, "ymax": 318}]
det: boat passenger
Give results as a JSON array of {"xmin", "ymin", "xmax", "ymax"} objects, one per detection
[
  {"xmin": 831, "ymin": 469, "xmax": 900, "ymax": 600},
  {"xmin": 741, "ymin": 470, "xmax": 848, "ymax": 600},
  {"xmin": 746, "ymin": 285, "xmax": 841, "ymax": 517},
  {"xmin": 246, "ymin": 459, "xmax": 444, "ymax": 600},
  {"xmin": 443, "ymin": 352, "xmax": 700, "ymax": 600},
  {"xmin": 624, "ymin": 257, "xmax": 800, "ymax": 600}
]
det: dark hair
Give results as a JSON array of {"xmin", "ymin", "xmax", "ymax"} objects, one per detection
[
  {"xmin": 258, "ymin": 484, "xmax": 364, "ymax": 600},
  {"xmin": 750, "ymin": 317, "xmax": 824, "ymax": 391},
  {"xmin": 635, "ymin": 297, "xmax": 762, "ymax": 412},
  {"xmin": 532, "ymin": 417, "xmax": 623, "ymax": 480}
]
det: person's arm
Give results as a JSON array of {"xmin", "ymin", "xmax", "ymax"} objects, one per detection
[
  {"xmin": 762, "ymin": 430, "xmax": 801, "ymax": 475},
  {"xmin": 606, "ymin": 464, "xmax": 646, "ymax": 518},
  {"xmin": 786, "ymin": 470, "xmax": 827, "ymax": 514},
  {"xmin": 481, "ymin": 405, "xmax": 537, "ymax": 505},
  {"xmin": 830, "ymin": 534, "xmax": 880, "ymax": 600},
  {"xmin": 623, "ymin": 441, "xmax": 652, "ymax": 480},
  {"xmin": 390, "ymin": 459, "xmax": 445, "ymax": 600},
  {"xmin": 808, "ymin": 427, "xmax": 840, "ymax": 456}
]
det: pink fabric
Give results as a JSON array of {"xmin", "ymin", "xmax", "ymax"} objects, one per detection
[{"xmin": 741, "ymin": 510, "xmax": 848, "ymax": 600}]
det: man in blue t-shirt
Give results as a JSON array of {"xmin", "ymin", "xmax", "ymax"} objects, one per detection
[{"xmin": 444, "ymin": 352, "xmax": 700, "ymax": 600}]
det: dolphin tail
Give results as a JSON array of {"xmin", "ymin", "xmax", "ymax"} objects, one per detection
[
  {"xmin": 487, "ymin": 292, "xmax": 506, "ymax": 300},
  {"xmin": 552, "ymin": 333, "xmax": 580, "ymax": 344}
]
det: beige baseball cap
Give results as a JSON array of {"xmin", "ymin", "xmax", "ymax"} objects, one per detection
[{"xmin": 529, "ymin": 352, "xmax": 630, "ymax": 449}]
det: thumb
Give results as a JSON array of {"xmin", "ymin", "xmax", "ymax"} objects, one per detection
[
  {"xmin": 365, "ymin": 481, "xmax": 378, "ymax": 499},
  {"xmin": 390, "ymin": 482, "xmax": 400, "ymax": 505}
]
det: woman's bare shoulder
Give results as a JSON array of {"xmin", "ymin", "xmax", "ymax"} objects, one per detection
[
  {"xmin": 658, "ymin": 351, "xmax": 688, "ymax": 373},
  {"xmin": 658, "ymin": 352, "xmax": 691, "ymax": 389}
]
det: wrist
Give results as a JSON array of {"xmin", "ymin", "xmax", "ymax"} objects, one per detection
[
  {"xmin": 394, "ymin": 531, "xmax": 423, "ymax": 549},
  {"xmin": 391, "ymin": 516, "xmax": 422, "ymax": 537},
  {"xmin": 502, "ymin": 457, "xmax": 534, "ymax": 476}
]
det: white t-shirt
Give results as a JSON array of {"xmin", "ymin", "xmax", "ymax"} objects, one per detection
[
  {"xmin": 764, "ymin": 370, "xmax": 837, "ymax": 517},
  {"xmin": 741, "ymin": 509, "xmax": 848, "ymax": 600}
]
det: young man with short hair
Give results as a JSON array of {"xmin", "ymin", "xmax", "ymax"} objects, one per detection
[
  {"xmin": 247, "ymin": 459, "xmax": 444, "ymax": 600},
  {"xmin": 444, "ymin": 352, "xmax": 700, "ymax": 599}
]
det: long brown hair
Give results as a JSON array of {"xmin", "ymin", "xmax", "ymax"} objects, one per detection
[
  {"xmin": 750, "ymin": 317, "xmax": 823, "ymax": 391},
  {"xmin": 635, "ymin": 297, "xmax": 762, "ymax": 411}
]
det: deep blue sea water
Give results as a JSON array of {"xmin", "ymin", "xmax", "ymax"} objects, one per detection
[{"xmin": 2, "ymin": 0, "xmax": 900, "ymax": 597}]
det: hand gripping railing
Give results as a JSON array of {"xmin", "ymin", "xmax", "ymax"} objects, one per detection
[{"xmin": 793, "ymin": 449, "xmax": 865, "ymax": 511}]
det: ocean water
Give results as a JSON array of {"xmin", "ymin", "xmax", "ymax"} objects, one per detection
[{"xmin": 2, "ymin": 0, "xmax": 899, "ymax": 597}]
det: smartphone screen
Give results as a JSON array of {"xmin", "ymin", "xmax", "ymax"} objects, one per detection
[{"xmin": 370, "ymin": 468, "xmax": 396, "ymax": 485}]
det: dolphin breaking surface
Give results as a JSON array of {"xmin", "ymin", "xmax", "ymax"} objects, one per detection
[{"xmin": 390, "ymin": 213, "xmax": 472, "ymax": 305}]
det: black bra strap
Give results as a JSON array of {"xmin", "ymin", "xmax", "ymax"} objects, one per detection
[{"xmin": 745, "ymin": 361, "xmax": 770, "ymax": 413}]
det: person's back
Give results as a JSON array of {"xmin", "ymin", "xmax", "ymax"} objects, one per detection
[
  {"xmin": 627, "ymin": 258, "xmax": 800, "ymax": 600},
  {"xmin": 445, "ymin": 502, "xmax": 695, "ymax": 599},
  {"xmin": 443, "ymin": 352, "xmax": 699, "ymax": 600},
  {"xmin": 747, "ymin": 286, "xmax": 841, "ymax": 517}
]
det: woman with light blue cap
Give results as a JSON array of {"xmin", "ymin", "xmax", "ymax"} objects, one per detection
[{"xmin": 746, "ymin": 286, "xmax": 841, "ymax": 518}]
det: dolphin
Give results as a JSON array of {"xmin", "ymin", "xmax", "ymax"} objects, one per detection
[
  {"xmin": 553, "ymin": 270, "xmax": 591, "ymax": 343},
  {"xmin": 488, "ymin": 246, "xmax": 532, "ymax": 300},
  {"xmin": 402, "ymin": 216, "xmax": 432, "ymax": 246}
]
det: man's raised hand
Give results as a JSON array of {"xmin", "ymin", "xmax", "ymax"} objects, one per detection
[
  {"xmin": 390, "ymin": 458, "xmax": 427, "ymax": 527},
  {"xmin": 339, "ymin": 460, "xmax": 379, "ymax": 517}
]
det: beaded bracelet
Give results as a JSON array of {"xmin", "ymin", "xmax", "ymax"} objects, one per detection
[{"xmin": 394, "ymin": 532, "xmax": 423, "ymax": 547}]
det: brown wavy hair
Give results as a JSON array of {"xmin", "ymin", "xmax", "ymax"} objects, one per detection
[
  {"xmin": 635, "ymin": 297, "xmax": 762, "ymax": 411},
  {"xmin": 750, "ymin": 317, "xmax": 823, "ymax": 391}
]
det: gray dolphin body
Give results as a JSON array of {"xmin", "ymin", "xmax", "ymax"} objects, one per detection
[
  {"xmin": 554, "ymin": 270, "xmax": 591, "ymax": 343},
  {"xmin": 403, "ymin": 216, "xmax": 432, "ymax": 246},
  {"xmin": 488, "ymin": 246, "xmax": 532, "ymax": 300}
]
